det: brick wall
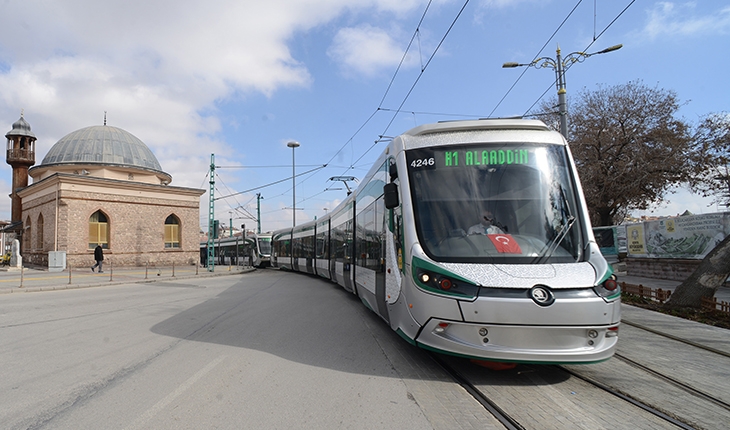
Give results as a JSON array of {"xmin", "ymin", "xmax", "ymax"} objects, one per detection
[{"xmin": 21, "ymin": 185, "xmax": 202, "ymax": 268}]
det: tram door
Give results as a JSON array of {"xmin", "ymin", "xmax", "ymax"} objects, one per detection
[{"xmin": 374, "ymin": 198, "xmax": 388, "ymax": 322}]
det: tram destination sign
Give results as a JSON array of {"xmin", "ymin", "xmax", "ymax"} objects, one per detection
[{"xmin": 407, "ymin": 145, "xmax": 532, "ymax": 171}]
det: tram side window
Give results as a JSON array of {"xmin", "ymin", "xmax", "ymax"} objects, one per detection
[
  {"xmin": 356, "ymin": 207, "xmax": 369, "ymax": 268},
  {"xmin": 293, "ymin": 235, "xmax": 302, "ymax": 259},
  {"xmin": 277, "ymin": 238, "xmax": 291, "ymax": 258},
  {"xmin": 332, "ymin": 223, "xmax": 345, "ymax": 259},
  {"xmin": 356, "ymin": 199, "xmax": 384, "ymax": 272},
  {"xmin": 315, "ymin": 223, "xmax": 328, "ymax": 259},
  {"xmin": 303, "ymin": 231, "xmax": 314, "ymax": 259},
  {"xmin": 331, "ymin": 203, "xmax": 353, "ymax": 262}
]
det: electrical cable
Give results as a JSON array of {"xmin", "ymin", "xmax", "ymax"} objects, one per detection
[
  {"xmin": 488, "ymin": 0, "xmax": 584, "ymax": 118},
  {"xmin": 520, "ymin": 0, "xmax": 636, "ymax": 118}
]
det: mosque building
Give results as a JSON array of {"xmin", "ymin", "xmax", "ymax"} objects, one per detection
[{"xmin": 4, "ymin": 113, "xmax": 205, "ymax": 268}]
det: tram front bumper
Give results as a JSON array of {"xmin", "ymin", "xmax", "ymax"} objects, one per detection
[{"xmin": 416, "ymin": 319, "xmax": 619, "ymax": 364}]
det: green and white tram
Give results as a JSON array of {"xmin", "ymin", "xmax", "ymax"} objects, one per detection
[{"xmin": 272, "ymin": 119, "xmax": 620, "ymax": 363}]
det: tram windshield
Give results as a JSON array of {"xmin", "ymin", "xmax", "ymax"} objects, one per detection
[
  {"xmin": 407, "ymin": 142, "xmax": 583, "ymax": 264},
  {"xmin": 257, "ymin": 237, "xmax": 272, "ymax": 255}
]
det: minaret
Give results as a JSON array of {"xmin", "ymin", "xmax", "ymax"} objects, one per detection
[{"xmin": 5, "ymin": 112, "xmax": 36, "ymax": 223}]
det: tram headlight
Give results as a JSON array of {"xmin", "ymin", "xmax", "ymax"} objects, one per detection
[
  {"xmin": 594, "ymin": 274, "xmax": 621, "ymax": 302},
  {"xmin": 412, "ymin": 257, "xmax": 480, "ymax": 299}
]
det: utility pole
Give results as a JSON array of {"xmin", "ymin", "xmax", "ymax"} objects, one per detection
[
  {"xmin": 207, "ymin": 154, "xmax": 215, "ymax": 272},
  {"xmin": 256, "ymin": 193, "xmax": 263, "ymax": 233}
]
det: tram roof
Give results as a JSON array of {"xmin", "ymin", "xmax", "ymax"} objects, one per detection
[{"xmin": 404, "ymin": 119, "xmax": 551, "ymax": 137}]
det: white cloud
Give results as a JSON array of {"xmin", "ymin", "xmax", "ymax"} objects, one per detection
[
  {"xmin": 0, "ymin": 0, "xmax": 424, "ymax": 222},
  {"xmin": 327, "ymin": 24, "xmax": 417, "ymax": 78},
  {"xmin": 640, "ymin": 2, "xmax": 730, "ymax": 40}
]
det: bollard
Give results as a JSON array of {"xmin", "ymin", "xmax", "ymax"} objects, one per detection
[
  {"xmin": 20, "ymin": 263, "xmax": 24, "ymax": 288},
  {"xmin": 172, "ymin": 262, "xmax": 175, "ymax": 277},
  {"xmin": 196, "ymin": 263, "xmax": 199, "ymax": 275},
  {"xmin": 109, "ymin": 259, "xmax": 113, "ymax": 282},
  {"xmin": 145, "ymin": 261, "xmax": 149, "ymax": 279},
  {"xmin": 68, "ymin": 261, "xmax": 72, "ymax": 285}
]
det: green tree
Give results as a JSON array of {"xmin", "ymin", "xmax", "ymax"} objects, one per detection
[{"xmin": 566, "ymin": 81, "xmax": 695, "ymax": 226}]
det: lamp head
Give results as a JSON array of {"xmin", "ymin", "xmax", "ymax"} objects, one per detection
[
  {"xmin": 599, "ymin": 44, "xmax": 623, "ymax": 54},
  {"xmin": 287, "ymin": 140, "xmax": 300, "ymax": 148}
]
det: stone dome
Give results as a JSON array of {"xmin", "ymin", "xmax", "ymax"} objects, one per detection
[{"xmin": 37, "ymin": 125, "xmax": 167, "ymax": 175}]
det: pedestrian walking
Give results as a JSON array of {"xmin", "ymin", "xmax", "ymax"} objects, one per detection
[{"xmin": 91, "ymin": 244, "xmax": 104, "ymax": 273}]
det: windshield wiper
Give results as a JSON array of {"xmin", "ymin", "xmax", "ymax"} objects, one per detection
[
  {"xmin": 534, "ymin": 184, "xmax": 577, "ymax": 263},
  {"xmin": 533, "ymin": 216, "xmax": 576, "ymax": 264},
  {"xmin": 535, "ymin": 215, "xmax": 576, "ymax": 263}
]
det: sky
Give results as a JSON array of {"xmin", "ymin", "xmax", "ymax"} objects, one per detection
[{"xmin": 1, "ymin": 0, "xmax": 728, "ymax": 233}]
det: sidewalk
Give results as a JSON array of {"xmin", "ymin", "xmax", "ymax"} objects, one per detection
[{"xmin": 0, "ymin": 264, "xmax": 253, "ymax": 294}]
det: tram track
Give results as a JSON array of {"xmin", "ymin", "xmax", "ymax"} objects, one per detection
[
  {"xmin": 431, "ymin": 347, "xmax": 725, "ymax": 430},
  {"xmin": 613, "ymin": 353, "xmax": 730, "ymax": 412},
  {"xmin": 558, "ymin": 365, "xmax": 698, "ymax": 430},
  {"xmin": 621, "ymin": 318, "xmax": 730, "ymax": 359},
  {"xmin": 427, "ymin": 352, "xmax": 525, "ymax": 430}
]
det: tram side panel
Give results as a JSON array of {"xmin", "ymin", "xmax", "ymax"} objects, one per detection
[
  {"xmin": 272, "ymin": 231, "xmax": 292, "ymax": 270},
  {"xmin": 292, "ymin": 224, "xmax": 316, "ymax": 275}
]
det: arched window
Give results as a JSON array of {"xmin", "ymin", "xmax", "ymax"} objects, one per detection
[
  {"xmin": 164, "ymin": 214, "xmax": 180, "ymax": 248},
  {"xmin": 36, "ymin": 213, "xmax": 44, "ymax": 250},
  {"xmin": 24, "ymin": 216, "xmax": 31, "ymax": 251},
  {"xmin": 89, "ymin": 210, "xmax": 109, "ymax": 249}
]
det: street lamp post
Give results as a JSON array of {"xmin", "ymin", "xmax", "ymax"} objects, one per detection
[
  {"xmin": 287, "ymin": 140, "xmax": 300, "ymax": 227},
  {"xmin": 503, "ymin": 43, "xmax": 622, "ymax": 138}
]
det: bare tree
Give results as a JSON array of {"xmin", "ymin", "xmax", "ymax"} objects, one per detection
[
  {"xmin": 534, "ymin": 84, "xmax": 729, "ymax": 309},
  {"xmin": 566, "ymin": 81, "xmax": 695, "ymax": 226},
  {"xmin": 689, "ymin": 112, "xmax": 730, "ymax": 208},
  {"xmin": 666, "ymin": 233, "xmax": 730, "ymax": 309}
]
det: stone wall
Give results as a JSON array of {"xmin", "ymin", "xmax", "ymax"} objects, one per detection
[
  {"xmin": 20, "ymin": 184, "xmax": 201, "ymax": 268},
  {"xmin": 625, "ymin": 257, "xmax": 701, "ymax": 281}
]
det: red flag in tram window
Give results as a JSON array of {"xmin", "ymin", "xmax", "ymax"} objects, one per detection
[{"xmin": 488, "ymin": 234, "xmax": 522, "ymax": 254}]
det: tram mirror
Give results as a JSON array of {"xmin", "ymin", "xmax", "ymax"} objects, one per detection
[
  {"xmin": 389, "ymin": 162, "xmax": 398, "ymax": 180},
  {"xmin": 384, "ymin": 182, "xmax": 399, "ymax": 209}
]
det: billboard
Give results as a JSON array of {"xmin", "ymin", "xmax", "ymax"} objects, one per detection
[{"xmin": 625, "ymin": 212, "xmax": 730, "ymax": 259}]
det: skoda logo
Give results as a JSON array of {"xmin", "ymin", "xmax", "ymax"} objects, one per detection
[{"xmin": 530, "ymin": 285, "xmax": 555, "ymax": 307}]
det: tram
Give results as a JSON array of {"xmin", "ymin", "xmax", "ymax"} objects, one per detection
[
  {"xmin": 249, "ymin": 233, "xmax": 273, "ymax": 267},
  {"xmin": 272, "ymin": 119, "xmax": 620, "ymax": 364},
  {"xmin": 201, "ymin": 233, "xmax": 272, "ymax": 268}
]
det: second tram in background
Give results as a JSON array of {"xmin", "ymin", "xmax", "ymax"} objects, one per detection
[
  {"xmin": 272, "ymin": 119, "xmax": 620, "ymax": 364},
  {"xmin": 201, "ymin": 233, "xmax": 272, "ymax": 268}
]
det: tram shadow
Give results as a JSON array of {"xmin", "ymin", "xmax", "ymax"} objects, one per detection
[
  {"xmin": 149, "ymin": 270, "xmax": 426, "ymax": 378},
  {"xmin": 150, "ymin": 270, "xmax": 573, "ymax": 383},
  {"xmin": 438, "ymin": 354, "xmax": 571, "ymax": 386}
]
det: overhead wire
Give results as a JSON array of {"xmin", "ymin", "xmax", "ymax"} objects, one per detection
[
  {"xmin": 487, "ymin": 0, "xmax": 584, "ymax": 118},
  {"xmin": 292, "ymin": 1, "xmax": 462, "ymax": 209},
  {"xmin": 343, "ymin": 0, "xmax": 473, "ymax": 174},
  {"xmin": 209, "ymin": 1, "xmax": 467, "ymax": 216},
  {"xmin": 519, "ymin": 0, "xmax": 637, "ymax": 118},
  {"xmin": 212, "ymin": 0, "xmax": 633, "ymax": 224}
]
